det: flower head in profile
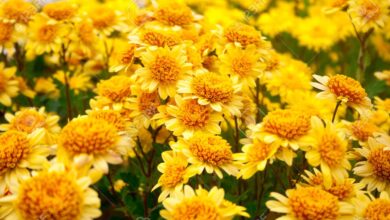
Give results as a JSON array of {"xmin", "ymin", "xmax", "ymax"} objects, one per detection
[
  {"xmin": 178, "ymin": 72, "xmax": 243, "ymax": 116},
  {"xmin": 0, "ymin": 63, "xmax": 18, "ymax": 106},
  {"xmin": 152, "ymin": 151, "xmax": 197, "ymax": 202},
  {"xmin": 134, "ymin": 46, "xmax": 192, "ymax": 99},
  {"xmin": 312, "ymin": 74, "xmax": 371, "ymax": 117},
  {"xmin": 0, "ymin": 129, "xmax": 51, "ymax": 193},
  {"xmin": 154, "ymin": 95, "xmax": 223, "ymax": 138},
  {"xmin": 303, "ymin": 117, "xmax": 351, "ymax": 188},
  {"xmin": 171, "ymin": 133, "xmax": 238, "ymax": 178},
  {"xmin": 266, "ymin": 186, "xmax": 354, "ymax": 220},
  {"xmin": 354, "ymin": 137, "xmax": 390, "ymax": 192},
  {"xmin": 348, "ymin": 0, "xmax": 390, "ymax": 31},
  {"xmin": 0, "ymin": 163, "xmax": 101, "ymax": 220},
  {"xmin": 160, "ymin": 185, "xmax": 249, "ymax": 219},
  {"xmin": 352, "ymin": 191, "xmax": 390, "ymax": 220}
]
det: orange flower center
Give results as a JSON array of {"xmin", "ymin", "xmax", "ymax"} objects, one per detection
[
  {"xmin": 327, "ymin": 74, "xmax": 367, "ymax": 104},
  {"xmin": 90, "ymin": 7, "xmax": 116, "ymax": 29},
  {"xmin": 37, "ymin": 24, "xmax": 58, "ymax": 43},
  {"xmin": 150, "ymin": 55, "xmax": 181, "ymax": 84},
  {"xmin": 179, "ymin": 99, "xmax": 211, "ymax": 129},
  {"xmin": 192, "ymin": 73, "xmax": 234, "ymax": 104},
  {"xmin": 289, "ymin": 187, "xmax": 339, "ymax": 220},
  {"xmin": 78, "ymin": 21, "xmax": 95, "ymax": 45},
  {"xmin": 327, "ymin": 181, "xmax": 354, "ymax": 200},
  {"xmin": 368, "ymin": 148, "xmax": 390, "ymax": 182},
  {"xmin": 263, "ymin": 109, "xmax": 311, "ymax": 140},
  {"xmin": 0, "ymin": 131, "xmax": 30, "ymax": 174},
  {"xmin": 89, "ymin": 109, "xmax": 126, "ymax": 131},
  {"xmin": 160, "ymin": 161, "xmax": 186, "ymax": 188},
  {"xmin": 318, "ymin": 132, "xmax": 346, "ymax": 168},
  {"xmin": 9, "ymin": 109, "xmax": 46, "ymax": 133},
  {"xmin": 138, "ymin": 91, "xmax": 160, "ymax": 117},
  {"xmin": 225, "ymin": 24, "xmax": 261, "ymax": 47},
  {"xmin": 43, "ymin": 1, "xmax": 76, "ymax": 21},
  {"xmin": 351, "ymin": 120, "xmax": 377, "ymax": 142},
  {"xmin": 364, "ymin": 199, "xmax": 390, "ymax": 220},
  {"xmin": 171, "ymin": 197, "xmax": 220, "ymax": 220},
  {"xmin": 359, "ymin": 1, "xmax": 381, "ymax": 22},
  {"xmin": 143, "ymin": 31, "xmax": 179, "ymax": 47},
  {"xmin": 120, "ymin": 45, "xmax": 136, "ymax": 65},
  {"xmin": 97, "ymin": 75, "xmax": 132, "ymax": 102},
  {"xmin": 17, "ymin": 172, "xmax": 82, "ymax": 220},
  {"xmin": 0, "ymin": 21, "xmax": 13, "ymax": 43},
  {"xmin": 247, "ymin": 140, "xmax": 274, "ymax": 162},
  {"xmin": 2, "ymin": 0, "xmax": 36, "ymax": 24},
  {"xmin": 154, "ymin": 3, "xmax": 193, "ymax": 26},
  {"xmin": 232, "ymin": 57, "xmax": 253, "ymax": 77}
]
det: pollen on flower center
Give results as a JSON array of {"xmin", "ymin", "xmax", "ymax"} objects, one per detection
[
  {"xmin": 0, "ymin": 131, "xmax": 30, "ymax": 174},
  {"xmin": 154, "ymin": 3, "xmax": 193, "ymax": 26},
  {"xmin": 364, "ymin": 199, "xmax": 390, "ymax": 219},
  {"xmin": 188, "ymin": 134, "xmax": 233, "ymax": 166},
  {"xmin": 327, "ymin": 75, "xmax": 367, "ymax": 104},
  {"xmin": 289, "ymin": 187, "xmax": 339, "ymax": 220},
  {"xmin": 2, "ymin": 0, "xmax": 37, "ymax": 24},
  {"xmin": 351, "ymin": 120, "xmax": 377, "ymax": 142},
  {"xmin": 120, "ymin": 45, "xmax": 136, "ymax": 65},
  {"xmin": 225, "ymin": 24, "xmax": 261, "ymax": 47},
  {"xmin": 139, "ymin": 91, "xmax": 160, "ymax": 117},
  {"xmin": 318, "ymin": 132, "xmax": 346, "ymax": 167},
  {"xmin": 59, "ymin": 117, "xmax": 119, "ymax": 155},
  {"xmin": 150, "ymin": 55, "xmax": 181, "ymax": 84},
  {"xmin": 179, "ymin": 99, "xmax": 211, "ymax": 128},
  {"xmin": 37, "ymin": 25, "xmax": 58, "ymax": 43},
  {"xmin": 97, "ymin": 75, "xmax": 132, "ymax": 102},
  {"xmin": 368, "ymin": 148, "xmax": 390, "ymax": 182},
  {"xmin": 232, "ymin": 58, "xmax": 252, "ymax": 77},
  {"xmin": 171, "ymin": 197, "xmax": 220, "ymax": 219},
  {"xmin": 89, "ymin": 110, "xmax": 126, "ymax": 131},
  {"xmin": 43, "ymin": 1, "xmax": 76, "ymax": 21},
  {"xmin": 143, "ymin": 31, "xmax": 179, "ymax": 47},
  {"xmin": 327, "ymin": 181, "xmax": 354, "ymax": 200},
  {"xmin": 263, "ymin": 109, "xmax": 311, "ymax": 140},
  {"xmin": 159, "ymin": 162, "xmax": 186, "ymax": 188},
  {"xmin": 16, "ymin": 172, "xmax": 82, "ymax": 220},
  {"xmin": 9, "ymin": 109, "xmax": 46, "ymax": 133},
  {"xmin": 247, "ymin": 141, "xmax": 273, "ymax": 162},
  {"xmin": 0, "ymin": 22, "xmax": 13, "ymax": 44},
  {"xmin": 192, "ymin": 73, "xmax": 234, "ymax": 103}
]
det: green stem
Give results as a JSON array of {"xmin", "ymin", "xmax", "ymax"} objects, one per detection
[{"xmin": 332, "ymin": 101, "xmax": 342, "ymax": 123}]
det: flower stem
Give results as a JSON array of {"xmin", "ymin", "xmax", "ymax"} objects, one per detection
[{"xmin": 332, "ymin": 101, "xmax": 342, "ymax": 123}]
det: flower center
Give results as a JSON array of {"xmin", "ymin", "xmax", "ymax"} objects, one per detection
[
  {"xmin": 89, "ymin": 110, "xmax": 126, "ymax": 131},
  {"xmin": 368, "ymin": 148, "xmax": 390, "ymax": 182},
  {"xmin": 171, "ymin": 197, "xmax": 220, "ymax": 220},
  {"xmin": 289, "ymin": 187, "xmax": 339, "ymax": 220},
  {"xmin": 192, "ymin": 73, "xmax": 234, "ymax": 104},
  {"xmin": 0, "ymin": 131, "xmax": 30, "ymax": 174},
  {"xmin": 364, "ymin": 199, "xmax": 390, "ymax": 220},
  {"xmin": 16, "ymin": 172, "xmax": 82, "ymax": 220},
  {"xmin": 97, "ymin": 75, "xmax": 132, "ymax": 102},
  {"xmin": 37, "ymin": 24, "xmax": 58, "ymax": 43},
  {"xmin": 90, "ymin": 7, "xmax": 116, "ymax": 29},
  {"xmin": 139, "ymin": 91, "xmax": 160, "ymax": 117},
  {"xmin": 0, "ymin": 21, "xmax": 13, "ymax": 43},
  {"xmin": 159, "ymin": 161, "xmax": 186, "ymax": 189},
  {"xmin": 318, "ymin": 132, "xmax": 346, "ymax": 168},
  {"xmin": 263, "ymin": 109, "xmax": 311, "ymax": 140},
  {"xmin": 143, "ymin": 31, "xmax": 179, "ymax": 47},
  {"xmin": 150, "ymin": 55, "xmax": 181, "ymax": 84},
  {"xmin": 359, "ymin": 1, "xmax": 381, "ymax": 22},
  {"xmin": 327, "ymin": 181, "xmax": 354, "ymax": 200},
  {"xmin": 43, "ymin": 1, "xmax": 76, "ymax": 21},
  {"xmin": 2, "ymin": 0, "xmax": 36, "ymax": 24},
  {"xmin": 188, "ymin": 134, "xmax": 233, "ymax": 166},
  {"xmin": 225, "ymin": 24, "xmax": 260, "ymax": 47},
  {"xmin": 78, "ymin": 21, "xmax": 95, "ymax": 45},
  {"xmin": 331, "ymin": 0, "xmax": 347, "ymax": 7},
  {"xmin": 351, "ymin": 120, "xmax": 377, "ymax": 142},
  {"xmin": 59, "ymin": 117, "xmax": 119, "ymax": 155},
  {"xmin": 247, "ymin": 140, "xmax": 274, "ymax": 162},
  {"xmin": 179, "ymin": 99, "xmax": 211, "ymax": 129},
  {"xmin": 9, "ymin": 109, "xmax": 46, "ymax": 133},
  {"xmin": 154, "ymin": 3, "xmax": 193, "ymax": 26},
  {"xmin": 232, "ymin": 57, "xmax": 253, "ymax": 77},
  {"xmin": 327, "ymin": 75, "xmax": 367, "ymax": 104},
  {"xmin": 120, "ymin": 45, "xmax": 136, "ymax": 65}
]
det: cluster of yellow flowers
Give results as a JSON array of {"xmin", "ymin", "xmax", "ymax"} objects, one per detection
[{"xmin": 0, "ymin": 0, "xmax": 389, "ymax": 219}]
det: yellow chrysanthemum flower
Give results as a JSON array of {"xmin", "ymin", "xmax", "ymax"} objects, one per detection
[
  {"xmin": 87, "ymin": 4, "xmax": 128, "ymax": 35},
  {"xmin": 354, "ymin": 137, "xmax": 390, "ymax": 192},
  {"xmin": 0, "ymin": 0, "xmax": 37, "ymax": 24},
  {"xmin": 257, "ymin": 2, "xmax": 296, "ymax": 37},
  {"xmin": 0, "ymin": 63, "xmax": 18, "ymax": 106},
  {"xmin": 57, "ymin": 116, "xmax": 132, "ymax": 174},
  {"xmin": 152, "ymin": 151, "xmax": 197, "ymax": 202},
  {"xmin": 0, "ymin": 21, "xmax": 17, "ymax": 51},
  {"xmin": 96, "ymin": 75, "xmax": 133, "ymax": 105},
  {"xmin": 109, "ymin": 41, "xmax": 137, "ymax": 73},
  {"xmin": 54, "ymin": 71, "xmax": 94, "ymax": 95},
  {"xmin": 129, "ymin": 25, "xmax": 181, "ymax": 49},
  {"xmin": 223, "ymin": 23, "xmax": 267, "ymax": 49},
  {"xmin": 154, "ymin": 95, "xmax": 223, "ymax": 138},
  {"xmin": 0, "ymin": 129, "xmax": 51, "ymax": 192},
  {"xmin": 303, "ymin": 117, "xmax": 351, "ymax": 188},
  {"xmin": 68, "ymin": 19, "xmax": 98, "ymax": 57},
  {"xmin": 0, "ymin": 163, "xmax": 101, "ymax": 220},
  {"xmin": 352, "ymin": 191, "xmax": 390, "ymax": 219},
  {"xmin": 42, "ymin": 1, "xmax": 78, "ymax": 21},
  {"xmin": 160, "ymin": 185, "xmax": 249, "ymax": 219},
  {"xmin": 153, "ymin": 0, "xmax": 194, "ymax": 26},
  {"xmin": 348, "ymin": 0, "xmax": 390, "ymax": 32},
  {"xmin": 312, "ymin": 74, "xmax": 372, "ymax": 117},
  {"xmin": 134, "ymin": 46, "xmax": 192, "ymax": 99},
  {"xmin": 177, "ymin": 72, "xmax": 243, "ymax": 116},
  {"xmin": 344, "ymin": 119, "xmax": 379, "ymax": 143},
  {"xmin": 171, "ymin": 133, "xmax": 238, "ymax": 178},
  {"xmin": 34, "ymin": 77, "xmax": 59, "ymax": 99},
  {"xmin": 266, "ymin": 186, "xmax": 354, "ymax": 220}
]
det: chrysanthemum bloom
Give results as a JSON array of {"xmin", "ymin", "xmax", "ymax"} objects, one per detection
[
  {"xmin": 34, "ymin": 77, "xmax": 59, "ymax": 99},
  {"xmin": 154, "ymin": 95, "xmax": 223, "ymax": 138},
  {"xmin": 354, "ymin": 137, "xmax": 390, "ymax": 192},
  {"xmin": 68, "ymin": 19, "xmax": 98, "ymax": 57},
  {"xmin": 129, "ymin": 25, "xmax": 181, "ymax": 49},
  {"xmin": 311, "ymin": 74, "xmax": 372, "ymax": 117},
  {"xmin": 266, "ymin": 186, "xmax": 354, "ymax": 220},
  {"xmin": 177, "ymin": 72, "xmax": 243, "ymax": 116},
  {"xmin": 25, "ymin": 14, "xmax": 69, "ymax": 56},
  {"xmin": 153, "ymin": 1, "xmax": 194, "ymax": 26},
  {"xmin": 96, "ymin": 75, "xmax": 133, "ymax": 105},
  {"xmin": 219, "ymin": 45, "xmax": 263, "ymax": 88},
  {"xmin": 303, "ymin": 117, "xmax": 351, "ymax": 188},
  {"xmin": 0, "ymin": 0, "xmax": 37, "ymax": 24},
  {"xmin": 224, "ymin": 23, "xmax": 268, "ymax": 49},
  {"xmin": 352, "ymin": 191, "xmax": 390, "ymax": 219},
  {"xmin": 250, "ymin": 109, "xmax": 311, "ymax": 165},
  {"xmin": 53, "ymin": 71, "xmax": 93, "ymax": 95},
  {"xmin": 88, "ymin": 5, "xmax": 127, "ymax": 35},
  {"xmin": 0, "ymin": 107, "xmax": 60, "ymax": 144},
  {"xmin": 160, "ymin": 185, "xmax": 249, "ymax": 219},
  {"xmin": 152, "ymin": 151, "xmax": 197, "ymax": 202},
  {"xmin": 348, "ymin": 0, "xmax": 389, "ymax": 31},
  {"xmin": 234, "ymin": 137, "xmax": 279, "ymax": 179},
  {"xmin": 0, "ymin": 163, "xmax": 101, "ymax": 220},
  {"xmin": 57, "ymin": 116, "xmax": 131, "ymax": 174},
  {"xmin": 0, "ymin": 21, "xmax": 16, "ymax": 51},
  {"xmin": 344, "ymin": 119, "xmax": 379, "ymax": 143},
  {"xmin": 134, "ymin": 46, "xmax": 191, "ymax": 99},
  {"xmin": 0, "ymin": 63, "xmax": 18, "ymax": 106},
  {"xmin": 300, "ymin": 168, "xmax": 364, "ymax": 202},
  {"xmin": 0, "ymin": 129, "xmax": 51, "ymax": 192},
  {"xmin": 42, "ymin": 1, "xmax": 78, "ymax": 21},
  {"xmin": 109, "ymin": 42, "xmax": 137, "ymax": 72},
  {"xmin": 171, "ymin": 133, "xmax": 238, "ymax": 178}
]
